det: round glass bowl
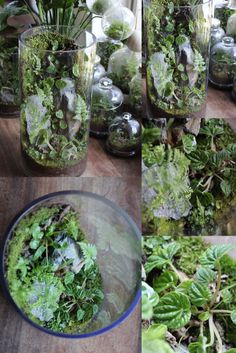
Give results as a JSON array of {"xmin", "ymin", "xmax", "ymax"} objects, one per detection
[
  {"xmin": 106, "ymin": 112, "xmax": 141, "ymax": 157},
  {"xmin": 90, "ymin": 77, "xmax": 123, "ymax": 137},
  {"xmin": 0, "ymin": 191, "xmax": 141, "ymax": 338},
  {"xmin": 209, "ymin": 36, "xmax": 236, "ymax": 88},
  {"xmin": 102, "ymin": 6, "xmax": 135, "ymax": 41}
]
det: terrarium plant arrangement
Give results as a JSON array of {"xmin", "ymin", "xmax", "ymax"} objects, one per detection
[
  {"xmin": 4, "ymin": 203, "xmax": 104, "ymax": 333},
  {"xmin": 142, "ymin": 118, "xmax": 236, "ymax": 236},
  {"xmin": 0, "ymin": 1, "xmax": 31, "ymax": 116},
  {"xmin": 19, "ymin": 25, "xmax": 96, "ymax": 176},
  {"xmin": 142, "ymin": 236, "xmax": 236, "ymax": 353},
  {"xmin": 144, "ymin": 0, "xmax": 213, "ymax": 119}
]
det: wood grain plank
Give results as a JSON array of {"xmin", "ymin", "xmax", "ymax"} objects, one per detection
[
  {"xmin": 0, "ymin": 177, "xmax": 141, "ymax": 353},
  {"xmin": 0, "ymin": 118, "xmax": 141, "ymax": 177}
]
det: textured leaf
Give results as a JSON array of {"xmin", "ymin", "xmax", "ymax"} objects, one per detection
[
  {"xmin": 153, "ymin": 271, "xmax": 178, "ymax": 293},
  {"xmin": 189, "ymin": 282, "xmax": 212, "ymax": 307},
  {"xmin": 142, "ymin": 325, "xmax": 173, "ymax": 353},
  {"xmin": 221, "ymin": 288, "xmax": 233, "ymax": 304},
  {"xmin": 154, "ymin": 292, "xmax": 191, "ymax": 329},
  {"xmin": 220, "ymin": 180, "xmax": 232, "ymax": 197},
  {"xmin": 230, "ymin": 310, "xmax": 236, "ymax": 324},
  {"xmin": 142, "ymin": 282, "xmax": 159, "ymax": 320},
  {"xmin": 176, "ymin": 280, "xmax": 193, "ymax": 293},
  {"xmin": 64, "ymin": 271, "xmax": 75, "ymax": 285},
  {"xmin": 200, "ymin": 245, "xmax": 234, "ymax": 268},
  {"xmin": 198, "ymin": 312, "xmax": 210, "ymax": 322},
  {"xmin": 33, "ymin": 245, "xmax": 46, "ymax": 260},
  {"xmin": 189, "ymin": 336, "xmax": 207, "ymax": 353},
  {"xmin": 195, "ymin": 268, "xmax": 216, "ymax": 284},
  {"xmin": 182, "ymin": 134, "xmax": 197, "ymax": 154},
  {"xmin": 189, "ymin": 151, "xmax": 209, "ymax": 170}
]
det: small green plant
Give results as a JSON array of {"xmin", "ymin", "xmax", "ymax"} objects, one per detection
[
  {"xmin": 142, "ymin": 236, "xmax": 236, "ymax": 353},
  {"xmin": 97, "ymin": 40, "xmax": 123, "ymax": 70},
  {"xmin": 6, "ymin": 204, "xmax": 104, "ymax": 333}
]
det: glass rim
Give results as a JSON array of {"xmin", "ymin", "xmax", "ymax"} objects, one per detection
[
  {"xmin": 19, "ymin": 25, "xmax": 97, "ymax": 54},
  {"xmin": 0, "ymin": 190, "xmax": 141, "ymax": 339}
]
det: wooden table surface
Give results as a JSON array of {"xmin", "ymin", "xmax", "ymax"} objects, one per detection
[
  {"xmin": 0, "ymin": 117, "xmax": 141, "ymax": 177},
  {"xmin": 0, "ymin": 177, "xmax": 141, "ymax": 353}
]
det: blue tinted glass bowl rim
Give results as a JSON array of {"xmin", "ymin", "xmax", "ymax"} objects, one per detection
[{"xmin": 0, "ymin": 190, "xmax": 141, "ymax": 339}]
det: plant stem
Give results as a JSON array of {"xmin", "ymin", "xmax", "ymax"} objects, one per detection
[
  {"xmin": 211, "ymin": 310, "xmax": 231, "ymax": 314},
  {"xmin": 212, "ymin": 319, "xmax": 223, "ymax": 353},
  {"xmin": 205, "ymin": 315, "xmax": 215, "ymax": 348},
  {"xmin": 210, "ymin": 262, "xmax": 222, "ymax": 308}
]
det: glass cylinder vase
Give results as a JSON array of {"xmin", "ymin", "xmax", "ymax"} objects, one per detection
[
  {"xmin": 19, "ymin": 26, "xmax": 96, "ymax": 176},
  {"xmin": 144, "ymin": 0, "xmax": 213, "ymax": 119},
  {"xmin": 0, "ymin": 36, "xmax": 19, "ymax": 116}
]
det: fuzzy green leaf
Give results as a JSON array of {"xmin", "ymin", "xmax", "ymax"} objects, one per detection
[
  {"xmin": 154, "ymin": 292, "xmax": 191, "ymax": 329},
  {"xmin": 153, "ymin": 271, "xmax": 178, "ymax": 293},
  {"xmin": 64, "ymin": 271, "xmax": 75, "ymax": 285},
  {"xmin": 189, "ymin": 281, "xmax": 212, "ymax": 307},
  {"xmin": 195, "ymin": 268, "xmax": 216, "ymax": 284},
  {"xmin": 230, "ymin": 310, "xmax": 236, "ymax": 324},
  {"xmin": 200, "ymin": 245, "xmax": 234, "ymax": 268},
  {"xmin": 220, "ymin": 180, "xmax": 232, "ymax": 197}
]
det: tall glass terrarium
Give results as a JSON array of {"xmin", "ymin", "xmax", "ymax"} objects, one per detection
[
  {"xmin": 144, "ymin": 0, "xmax": 213, "ymax": 119},
  {"xmin": 19, "ymin": 26, "xmax": 96, "ymax": 176}
]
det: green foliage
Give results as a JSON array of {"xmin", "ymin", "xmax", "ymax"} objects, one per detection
[
  {"xmin": 6, "ymin": 204, "xmax": 103, "ymax": 333},
  {"xmin": 105, "ymin": 21, "xmax": 131, "ymax": 41},
  {"xmin": 142, "ymin": 119, "xmax": 236, "ymax": 235},
  {"xmin": 145, "ymin": 0, "xmax": 208, "ymax": 116},
  {"xmin": 142, "ymin": 236, "xmax": 236, "ymax": 352}
]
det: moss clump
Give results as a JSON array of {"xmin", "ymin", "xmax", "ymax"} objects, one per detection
[
  {"xmin": 105, "ymin": 21, "xmax": 131, "ymax": 40},
  {"xmin": 25, "ymin": 31, "xmax": 78, "ymax": 51}
]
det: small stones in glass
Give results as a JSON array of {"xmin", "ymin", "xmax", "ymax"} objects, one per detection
[
  {"xmin": 90, "ymin": 77, "xmax": 123, "ymax": 137},
  {"xmin": 106, "ymin": 112, "xmax": 141, "ymax": 157}
]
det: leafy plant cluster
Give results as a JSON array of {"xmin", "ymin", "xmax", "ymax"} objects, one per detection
[
  {"xmin": 142, "ymin": 119, "xmax": 236, "ymax": 235},
  {"xmin": 104, "ymin": 21, "xmax": 131, "ymax": 41},
  {"xmin": 6, "ymin": 204, "xmax": 103, "ymax": 333},
  {"xmin": 145, "ymin": 0, "xmax": 209, "ymax": 116},
  {"xmin": 20, "ymin": 30, "xmax": 91, "ymax": 169},
  {"xmin": 142, "ymin": 236, "xmax": 236, "ymax": 353},
  {"xmin": 97, "ymin": 40, "xmax": 123, "ymax": 70}
]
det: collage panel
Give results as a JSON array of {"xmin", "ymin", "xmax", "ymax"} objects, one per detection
[
  {"xmin": 0, "ymin": 177, "xmax": 141, "ymax": 352},
  {"xmin": 141, "ymin": 1, "xmax": 236, "ymax": 353},
  {"xmin": 0, "ymin": 0, "xmax": 141, "ymax": 178}
]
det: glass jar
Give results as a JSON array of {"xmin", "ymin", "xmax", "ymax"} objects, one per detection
[
  {"xmin": 1, "ymin": 190, "xmax": 140, "ymax": 337},
  {"xmin": 215, "ymin": 0, "xmax": 235, "ymax": 31},
  {"xmin": 128, "ymin": 72, "xmax": 142, "ymax": 114},
  {"xmin": 19, "ymin": 26, "xmax": 96, "ymax": 176},
  {"xmin": 211, "ymin": 18, "xmax": 226, "ymax": 48},
  {"xmin": 90, "ymin": 77, "xmax": 123, "ymax": 137},
  {"xmin": 93, "ymin": 55, "xmax": 106, "ymax": 84},
  {"xmin": 106, "ymin": 112, "xmax": 141, "ymax": 157},
  {"xmin": 86, "ymin": 0, "xmax": 115, "ymax": 15},
  {"xmin": 209, "ymin": 36, "xmax": 236, "ymax": 88},
  {"xmin": 144, "ymin": 0, "xmax": 213, "ymax": 119},
  {"xmin": 102, "ymin": 6, "xmax": 135, "ymax": 41},
  {"xmin": 0, "ymin": 36, "xmax": 19, "ymax": 116},
  {"xmin": 97, "ymin": 38, "xmax": 123, "ymax": 70},
  {"xmin": 108, "ymin": 46, "xmax": 141, "ymax": 94},
  {"xmin": 232, "ymin": 74, "xmax": 236, "ymax": 100}
]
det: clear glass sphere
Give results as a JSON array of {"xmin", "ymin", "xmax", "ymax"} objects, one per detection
[
  {"xmin": 102, "ymin": 6, "xmax": 135, "ymax": 41},
  {"xmin": 86, "ymin": 0, "xmax": 115, "ymax": 15},
  {"xmin": 108, "ymin": 46, "xmax": 141, "ymax": 94},
  {"xmin": 106, "ymin": 112, "xmax": 141, "ymax": 157},
  {"xmin": 90, "ymin": 77, "xmax": 124, "ymax": 137}
]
